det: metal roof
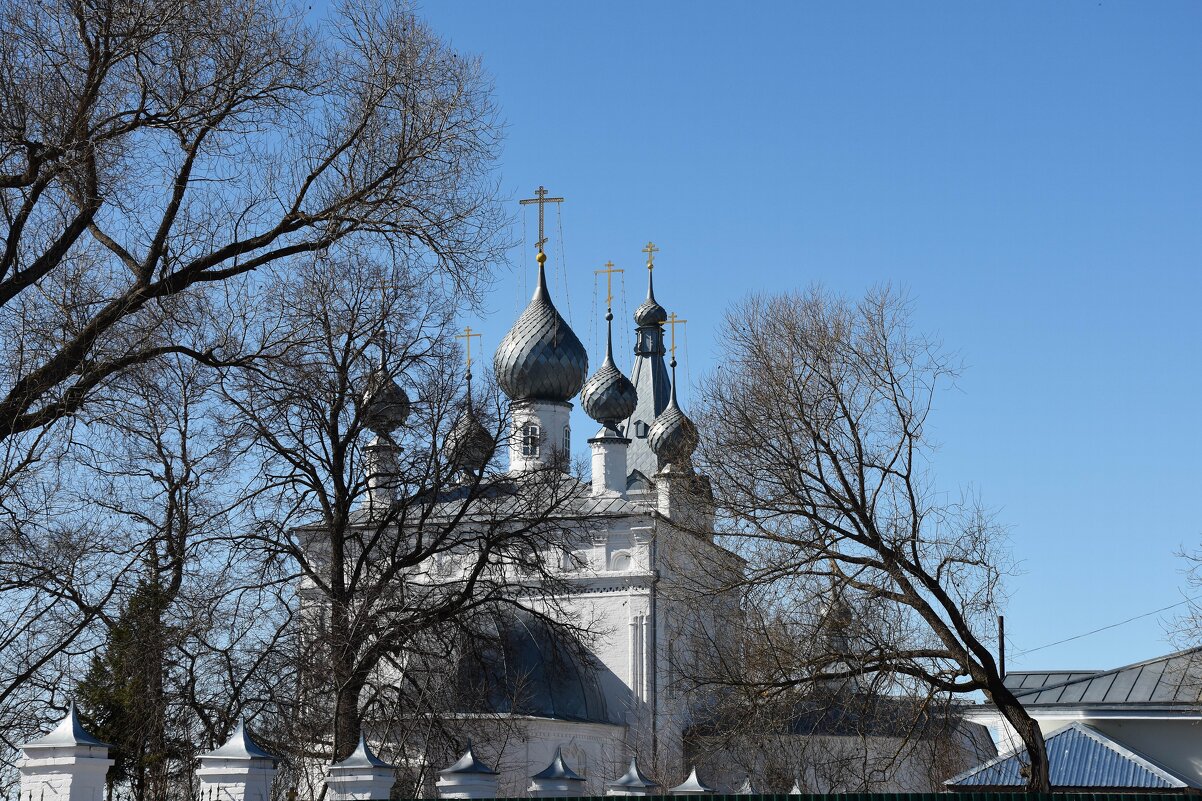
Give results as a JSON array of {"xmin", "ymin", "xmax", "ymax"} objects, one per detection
[
  {"xmin": 333, "ymin": 735, "xmax": 390, "ymax": 769},
  {"xmin": 1009, "ymin": 647, "xmax": 1202, "ymax": 706},
  {"xmin": 201, "ymin": 719, "xmax": 276, "ymax": 761},
  {"xmin": 21, "ymin": 702, "xmax": 109, "ymax": 750},
  {"xmin": 947, "ymin": 722, "xmax": 1192, "ymax": 789}
]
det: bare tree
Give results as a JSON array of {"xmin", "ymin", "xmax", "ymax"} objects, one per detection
[
  {"xmin": 222, "ymin": 255, "xmax": 596, "ymax": 773},
  {"xmin": 0, "ymin": 0, "xmax": 502, "ymax": 446},
  {"xmin": 688, "ymin": 287, "xmax": 1049, "ymax": 790}
]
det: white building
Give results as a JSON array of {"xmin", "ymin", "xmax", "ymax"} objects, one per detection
[{"xmin": 305, "ymin": 239, "xmax": 990, "ymax": 796}]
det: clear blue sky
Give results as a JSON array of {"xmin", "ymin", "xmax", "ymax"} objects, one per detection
[{"xmin": 412, "ymin": 1, "xmax": 1202, "ymax": 673}]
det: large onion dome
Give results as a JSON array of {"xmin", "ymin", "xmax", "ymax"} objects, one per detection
[
  {"xmin": 361, "ymin": 367, "xmax": 410, "ymax": 434},
  {"xmin": 580, "ymin": 310, "xmax": 638, "ymax": 427},
  {"xmin": 446, "ymin": 372, "xmax": 495, "ymax": 475},
  {"xmin": 493, "ymin": 253, "xmax": 588, "ymax": 402},
  {"xmin": 633, "ymin": 265, "xmax": 668, "ymax": 327},
  {"xmin": 648, "ymin": 358, "xmax": 698, "ymax": 466}
]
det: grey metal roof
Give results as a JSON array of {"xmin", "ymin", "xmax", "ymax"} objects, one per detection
[
  {"xmin": 531, "ymin": 746, "xmax": 584, "ymax": 781},
  {"xmin": 1011, "ymin": 646, "xmax": 1202, "ymax": 706},
  {"xmin": 333, "ymin": 735, "xmax": 390, "ymax": 769},
  {"xmin": 947, "ymin": 722, "xmax": 1191, "ymax": 789},
  {"xmin": 201, "ymin": 719, "xmax": 276, "ymax": 761},
  {"xmin": 493, "ymin": 259, "xmax": 587, "ymax": 403},
  {"xmin": 21, "ymin": 702, "xmax": 109, "ymax": 750}
]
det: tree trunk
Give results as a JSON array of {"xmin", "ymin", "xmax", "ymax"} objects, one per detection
[{"xmin": 986, "ymin": 677, "xmax": 1050, "ymax": 792}]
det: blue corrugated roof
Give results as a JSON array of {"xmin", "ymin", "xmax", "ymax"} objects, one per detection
[{"xmin": 947, "ymin": 722, "xmax": 1191, "ymax": 789}]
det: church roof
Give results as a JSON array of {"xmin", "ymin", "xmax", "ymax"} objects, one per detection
[
  {"xmin": 947, "ymin": 722, "xmax": 1192, "ymax": 789},
  {"xmin": 453, "ymin": 608, "xmax": 618, "ymax": 725},
  {"xmin": 1004, "ymin": 646, "xmax": 1202, "ymax": 707}
]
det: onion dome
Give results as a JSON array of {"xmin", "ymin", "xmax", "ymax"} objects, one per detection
[
  {"xmin": 581, "ymin": 310, "xmax": 638, "ymax": 427},
  {"xmin": 361, "ymin": 368, "xmax": 410, "ymax": 434},
  {"xmin": 446, "ymin": 371, "xmax": 495, "ymax": 475},
  {"xmin": 648, "ymin": 358, "xmax": 698, "ymax": 466},
  {"xmin": 634, "ymin": 261, "xmax": 668, "ymax": 327},
  {"xmin": 493, "ymin": 252, "xmax": 588, "ymax": 402}
]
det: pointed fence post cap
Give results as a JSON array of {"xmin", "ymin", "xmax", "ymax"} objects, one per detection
[
  {"xmin": 532, "ymin": 746, "xmax": 584, "ymax": 781},
  {"xmin": 606, "ymin": 757, "xmax": 659, "ymax": 790},
  {"xmin": 668, "ymin": 766, "xmax": 716, "ymax": 795},
  {"xmin": 201, "ymin": 717, "xmax": 277, "ymax": 762},
  {"xmin": 20, "ymin": 701, "xmax": 110, "ymax": 750},
  {"xmin": 789, "ymin": 780, "xmax": 803, "ymax": 795},
  {"xmin": 735, "ymin": 775, "xmax": 755, "ymax": 794},
  {"xmin": 440, "ymin": 741, "xmax": 498, "ymax": 776},
  {"xmin": 333, "ymin": 734, "xmax": 391, "ymax": 768}
]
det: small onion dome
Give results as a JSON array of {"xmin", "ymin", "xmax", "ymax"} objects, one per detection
[
  {"xmin": 493, "ymin": 253, "xmax": 588, "ymax": 402},
  {"xmin": 580, "ymin": 310, "xmax": 637, "ymax": 427},
  {"xmin": 648, "ymin": 359, "xmax": 698, "ymax": 466},
  {"xmin": 633, "ymin": 265, "xmax": 668, "ymax": 327},
  {"xmin": 361, "ymin": 368, "xmax": 410, "ymax": 434},
  {"xmin": 446, "ymin": 380, "xmax": 494, "ymax": 475}
]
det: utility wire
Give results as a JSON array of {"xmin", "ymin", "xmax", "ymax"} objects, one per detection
[{"xmin": 1011, "ymin": 595, "xmax": 1200, "ymax": 657}]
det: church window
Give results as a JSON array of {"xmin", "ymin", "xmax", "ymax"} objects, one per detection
[
  {"xmin": 562, "ymin": 425, "xmax": 571, "ymax": 453},
  {"xmin": 610, "ymin": 550, "xmax": 632, "ymax": 571},
  {"xmin": 634, "ymin": 420, "xmax": 648, "ymax": 438},
  {"xmin": 521, "ymin": 423, "xmax": 540, "ymax": 457}
]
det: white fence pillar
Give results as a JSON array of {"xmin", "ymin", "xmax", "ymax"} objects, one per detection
[
  {"xmin": 435, "ymin": 743, "xmax": 498, "ymax": 799},
  {"xmin": 195, "ymin": 719, "xmax": 277, "ymax": 801},
  {"xmin": 527, "ymin": 747, "xmax": 584, "ymax": 798},
  {"xmin": 18, "ymin": 703, "xmax": 113, "ymax": 801},
  {"xmin": 325, "ymin": 735, "xmax": 395, "ymax": 801},
  {"xmin": 605, "ymin": 757, "xmax": 659, "ymax": 797}
]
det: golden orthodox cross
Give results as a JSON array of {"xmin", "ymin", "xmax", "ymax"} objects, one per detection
[
  {"xmin": 642, "ymin": 241, "xmax": 660, "ymax": 270},
  {"xmin": 519, "ymin": 185, "xmax": 565, "ymax": 253},
  {"xmin": 455, "ymin": 325, "xmax": 482, "ymax": 368},
  {"xmin": 665, "ymin": 312, "xmax": 687, "ymax": 358},
  {"xmin": 594, "ymin": 261, "xmax": 624, "ymax": 307}
]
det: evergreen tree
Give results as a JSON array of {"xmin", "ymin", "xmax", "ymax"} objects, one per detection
[{"xmin": 77, "ymin": 580, "xmax": 172, "ymax": 800}]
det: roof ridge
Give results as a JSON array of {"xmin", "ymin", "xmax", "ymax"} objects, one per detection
[
  {"xmin": 946, "ymin": 722, "xmax": 1193, "ymax": 789},
  {"xmin": 1013, "ymin": 645, "xmax": 1202, "ymax": 698}
]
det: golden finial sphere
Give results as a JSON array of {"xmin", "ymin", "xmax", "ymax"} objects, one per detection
[{"xmin": 536, "ymin": 250, "xmax": 547, "ymax": 264}]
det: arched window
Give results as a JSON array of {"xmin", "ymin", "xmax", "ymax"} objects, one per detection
[
  {"xmin": 609, "ymin": 550, "xmax": 632, "ymax": 571},
  {"xmin": 562, "ymin": 425, "xmax": 571, "ymax": 454},
  {"xmin": 521, "ymin": 422, "xmax": 541, "ymax": 457}
]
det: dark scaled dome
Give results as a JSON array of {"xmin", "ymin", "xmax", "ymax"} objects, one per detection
[
  {"xmin": 648, "ymin": 360, "xmax": 698, "ymax": 466},
  {"xmin": 633, "ymin": 266, "xmax": 668, "ymax": 327},
  {"xmin": 446, "ymin": 379, "xmax": 495, "ymax": 475},
  {"xmin": 493, "ymin": 254, "xmax": 588, "ymax": 402},
  {"xmin": 580, "ymin": 311, "xmax": 638, "ymax": 427},
  {"xmin": 361, "ymin": 368, "xmax": 410, "ymax": 434}
]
